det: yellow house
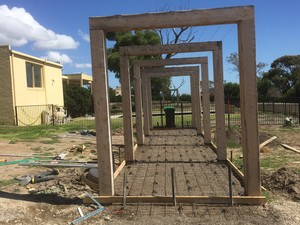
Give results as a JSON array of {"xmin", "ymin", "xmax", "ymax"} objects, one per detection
[
  {"xmin": 115, "ymin": 86, "xmax": 122, "ymax": 96},
  {"xmin": 0, "ymin": 45, "xmax": 64, "ymax": 125},
  {"xmin": 62, "ymin": 73, "xmax": 92, "ymax": 88}
]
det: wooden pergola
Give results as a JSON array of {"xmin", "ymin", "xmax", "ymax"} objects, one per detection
[
  {"xmin": 119, "ymin": 41, "xmax": 225, "ymax": 162},
  {"xmin": 89, "ymin": 6, "xmax": 260, "ymax": 201},
  {"xmin": 133, "ymin": 57, "xmax": 211, "ymax": 145},
  {"xmin": 140, "ymin": 66, "xmax": 201, "ymax": 135}
]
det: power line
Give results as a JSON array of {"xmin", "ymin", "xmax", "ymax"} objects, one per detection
[
  {"xmin": 198, "ymin": 26, "xmax": 206, "ymax": 41},
  {"xmin": 221, "ymin": 25, "xmax": 235, "ymax": 40},
  {"xmin": 209, "ymin": 25, "xmax": 220, "ymax": 41}
]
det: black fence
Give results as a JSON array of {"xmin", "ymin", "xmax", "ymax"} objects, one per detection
[
  {"xmin": 226, "ymin": 97, "xmax": 300, "ymax": 126},
  {"xmin": 151, "ymin": 101, "xmax": 193, "ymax": 128}
]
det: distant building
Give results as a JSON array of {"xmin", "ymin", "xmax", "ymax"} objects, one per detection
[
  {"xmin": 62, "ymin": 73, "xmax": 92, "ymax": 89},
  {"xmin": 0, "ymin": 45, "xmax": 64, "ymax": 125},
  {"xmin": 115, "ymin": 86, "xmax": 122, "ymax": 96}
]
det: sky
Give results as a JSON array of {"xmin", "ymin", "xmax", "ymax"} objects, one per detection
[{"xmin": 0, "ymin": 0, "xmax": 299, "ymax": 94}]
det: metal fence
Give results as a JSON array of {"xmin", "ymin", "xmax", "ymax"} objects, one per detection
[
  {"xmin": 151, "ymin": 101, "xmax": 193, "ymax": 128},
  {"xmin": 15, "ymin": 104, "xmax": 65, "ymax": 126},
  {"xmin": 226, "ymin": 97, "xmax": 300, "ymax": 126},
  {"xmin": 15, "ymin": 104, "xmax": 123, "ymax": 129},
  {"xmin": 15, "ymin": 97, "xmax": 299, "ymax": 129}
]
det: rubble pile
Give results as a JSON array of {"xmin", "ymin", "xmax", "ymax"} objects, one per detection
[{"xmin": 262, "ymin": 167, "xmax": 300, "ymax": 200}]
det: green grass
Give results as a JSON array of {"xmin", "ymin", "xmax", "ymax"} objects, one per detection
[
  {"xmin": 262, "ymin": 190, "xmax": 275, "ymax": 202},
  {"xmin": 111, "ymin": 117, "xmax": 123, "ymax": 130},
  {"xmin": 40, "ymin": 137, "xmax": 61, "ymax": 144},
  {"xmin": 31, "ymin": 146, "xmax": 42, "ymax": 151},
  {"xmin": 0, "ymin": 124, "xmax": 74, "ymax": 140},
  {"xmin": 260, "ymin": 156, "xmax": 294, "ymax": 169},
  {"xmin": 9, "ymin": 138, "xmax": 18, "ymax": 144},
  {"xmin": 0, "ymin": 117, "xmax": 124, "ymax": 141},
  {"xmin": 232, "ymin": 157, "xmax": 243, "ymax": 170},
  {"xmin": 0, "ymin": 179, "xmax": 18, "ymax": 188},
  {"xmin": 226, "ymin": 140, "xmax": 241, "ymax": 148}
]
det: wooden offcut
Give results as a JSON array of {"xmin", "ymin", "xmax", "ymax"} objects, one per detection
[
  {"xmin": 259, "ymin": 136, "xmax": 277, "ymax": 149},
  {"xmin": 281, "ymin": 144, "xmax": 300, "ymax": 154}
]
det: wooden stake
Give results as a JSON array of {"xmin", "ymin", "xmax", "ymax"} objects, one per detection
[
  {"xmin": 228, "ymin": 163, "xmax": 233, "ymax": 206},
  {"xmin": 171, "ymin": 167, "xmax": 177, "ymax": 206},
  {"xmin": 281, "ymin": 144, "xmax": 300, "ymax": 154},
  {"xmin": 122, "ymin": 168, "xmax": 127, "ymax": 209}
]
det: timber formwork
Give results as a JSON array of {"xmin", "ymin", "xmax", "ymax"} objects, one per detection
[{"xmin": 85, "ymin": 129, "xmax": 265, "ymax": 205}]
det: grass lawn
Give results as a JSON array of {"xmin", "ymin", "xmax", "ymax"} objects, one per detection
[{"xmin": 0, "ymin": 117, "xmax": 124, "ymax": 141}]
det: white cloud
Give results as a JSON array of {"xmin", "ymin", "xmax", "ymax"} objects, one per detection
[
  {"xmin": 41, "ymin": 51, "xmax": 72, "ymax": 64},
  {"xmin": 75, "ymin": 63, "xmax": 91, "ymax": 68},
  {"xmin": 0, "ymin": 5, "xmax": 79, "ymax": 50},
  {"xmin": 78, "ymin": 29, "xmax": 90, "ymax": 42}
]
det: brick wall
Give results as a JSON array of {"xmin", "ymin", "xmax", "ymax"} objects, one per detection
[{"xmin": 0, "ymin": 46, "xmax": 15, "ymax": 125}]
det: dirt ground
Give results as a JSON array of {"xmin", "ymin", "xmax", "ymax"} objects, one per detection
[{"xmin": 0, "ymin": 126, "xmax": 300, "ymax": 225}]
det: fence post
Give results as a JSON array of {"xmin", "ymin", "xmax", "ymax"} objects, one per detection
[
  {"xmin": 227, "ymin": 97, "xmax": 230, "ymax": 130},
  {"xmin": 181, "ymin": 102, "xmax": 184, "ymax": 128},
  {"xmin": 52, "ymin": 104, "xmax": 55, "ymax": 126},
  {"xmin": 160, "ymin": 100, "xmax": 163, "ymax": 127},
  {"xmin": 298, "ymin": 99, "xmax": 300, "ymax": 124},
  {"xmin": 15, "ymin": 106, "xmax": 18, "ymax": 126},
  {"xmin": 284, "ymin": 101, "xmax": 287, "ymax": 115}
]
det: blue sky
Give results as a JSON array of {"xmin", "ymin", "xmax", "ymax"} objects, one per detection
[{"xmin": 1, "ymin": 0, "xmax": 299, "ymax": 94}]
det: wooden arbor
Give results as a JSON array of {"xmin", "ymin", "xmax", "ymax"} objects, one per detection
[
  {"xmin": 140, "ymin": 66, "xmax": 202, "ymax": 135},
  {"xmin": 119, "ymin": 42, "xmax": 225, "ymax": 162},
  {"xmin": 89, "ymin": 6, "xmax": 260, "ymax": 198},
  {"xmin": 133, "ymin": 57, "xmax": 211, "ymax": 145}
]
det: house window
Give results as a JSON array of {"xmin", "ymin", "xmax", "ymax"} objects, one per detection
[{"xmin": 26, "ymin": 62, "xmax": 42, "ymax": 88}]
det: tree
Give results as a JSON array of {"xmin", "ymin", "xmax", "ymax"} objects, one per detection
[
  {"xmin": 63, "ymin": 84, "xmax": 93, "ymax": 117},
  {"xmin": 179, "ymin": 93, "xmax": 191, "ymax": 102},
  {"xmin": 107, "ymin": 30, "xmax": 171, "ymax": 99},
  {"xmin": 262, "ymin": 55, "xmax": 300, "ymax": 98},
  {"xmin": 109, "ymin": 87, "xmax": 122, "ymax": 102},
  {"xmin": 226, "ymin": 52, "xmax": 267, "ymax": 76},
  {"xmin": 155, "ymin": 3, "xmax": 195, "ymax": 59},
  {"xmin": 224, "ymin": 82, "xmax": 240, "ymax": 98}
]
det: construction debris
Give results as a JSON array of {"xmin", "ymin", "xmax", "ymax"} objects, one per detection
[
  {"xmin": 281, "ymin": 144, "xmax": 300, "ymax": 154},
  {"xmin": 0, "ymin": 154, "xmax": 54, "ymax": 158},
  {"xmin": 71, "ymin": 192, "xmax": 105, "ymax": 225},
  {"xmin": 19, "ymin": 161, "xmax": 97, "ymax": 168},
  {"xmin": 262, "ymin": 167, "xmax": 300, "ymax": 200},
  {"xmin": 80, "ymin": 130, "xmax": 96, "ymax": 136},
  {"xmin": 14, "ymin": 169, "xmax": 59, "ymax": 186},
  {"xmin": 259, "ymin": 136, "xmax": 277, "ymax": 149},
  {"xmin": 53, "ymin": 152, "xmax": 69, "ymax": 160},
  {"xmin": 70, "ymin": 144, "xmax": 86, "ymax": 154}
]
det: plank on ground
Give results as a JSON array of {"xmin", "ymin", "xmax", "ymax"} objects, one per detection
[
  {"xmin": 259, "ymin": 136, "xmax": 277, "ymax": 149},
  {"xmin": 281, "ymin": 144, "xmax": 300, "ymax": 154}
]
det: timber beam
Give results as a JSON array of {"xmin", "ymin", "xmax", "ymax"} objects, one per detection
[{"xmin": 83, "ymin": 195, "xmax": 266, "ymax": 205}]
